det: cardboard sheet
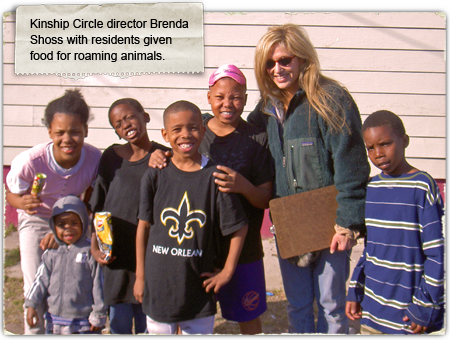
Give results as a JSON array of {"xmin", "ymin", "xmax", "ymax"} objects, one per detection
[{"xmin": 269, "ymin": 185, "xmax": 338, "ymax": 259}]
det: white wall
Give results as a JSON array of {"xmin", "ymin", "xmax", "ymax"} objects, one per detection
[{"xmin": 3, "ymin": 12, "xmax": 446, "ymax": 178}]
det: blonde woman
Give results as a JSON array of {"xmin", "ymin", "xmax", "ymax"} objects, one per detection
[{"xmin": 247, "ymin": 24, "xmax": 370, "ymax": 334}]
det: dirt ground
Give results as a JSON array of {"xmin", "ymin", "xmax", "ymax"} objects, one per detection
[
  {"xmin": 3, "ymin": 229, "xmax": 362, "ymax": 335},
  {"xmin": 3, "ymin": 275, "xmax": 289, "ymax": 335},
  {"xmin": 3, "ymin": 230, "xmax": 289, "ymax": 335},
  {"xmin": 3, "ymin": 276, "xmax": 24, "ymax": 335}
]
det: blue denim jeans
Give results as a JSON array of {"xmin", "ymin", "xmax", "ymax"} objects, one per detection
[
  {"xmin": 276, "ymin": 240, "xmax": 350, "ymax": 334},
  {"xmin": 109, "ymin": 303, "xmax": 147, "ymax": 334}
]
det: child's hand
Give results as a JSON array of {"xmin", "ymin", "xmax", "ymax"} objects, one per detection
[
  {"xmin": 20, "ymin": 194, "xmax": 42, "ymax": 215},
  {"xmin": 26, "ymin": 307, "xmax": 39, "ymax": 328},
  {"xmin": 90, "ymin": 324, "xmax": 102, "ymax": 332},
  {"xmin": 213, "ymin": 165, "xmax": 244, "ymax": 194},
  {"xmin": 91, "ymin": 232, "xmax": 116, "ymax": 265},
  {"xmin": 403, "ymin": 315, "xmax": 428, "ymax": 334},
  {"xmin": 148, "ymin": 150, "xmax": 172, "ymax": 169},
  {"xmin": 91, "ymin": 246, "xmax": 116, "ymax": 265},
  {"xmin": 133, "ymin": 277, "xmax": 145, "ymax": 303},
  {"xmin": 40, "ymin": 233, "xmax": 59, "ymax": 250},
  {"xmin": 200, "ymin": 268, "xmax": 232, "ymax": 294},
  {"xmin": 345, "ymin": 301, "xmax": 362, "ymax": 321}
]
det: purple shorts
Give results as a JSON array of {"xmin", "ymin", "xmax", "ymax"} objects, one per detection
[{"xmin": 217, "ymin": 259, "xmax": 267, "ymax": 322}]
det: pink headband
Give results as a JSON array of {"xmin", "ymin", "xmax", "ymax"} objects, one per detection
[{"xmin": 208, "ymin": 64, "xmax": 246, "ymax": 87}]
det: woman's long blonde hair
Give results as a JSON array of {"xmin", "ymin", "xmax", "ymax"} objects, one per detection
[{"xmin": 255, "ymin": 24, "xmax": 348, "ymax": 132}]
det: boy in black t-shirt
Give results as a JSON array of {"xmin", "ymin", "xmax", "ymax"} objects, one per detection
[
  {"xmin": 150, "ymin": 65, "xmax": 274, "ymax": 334},
  {"xmin": 134, "ymin": 100, "xmax": 248, "ymax": 334},
  {"xmin": 88, "ymin": 98, "xmax": 170, "ymax": 334}
]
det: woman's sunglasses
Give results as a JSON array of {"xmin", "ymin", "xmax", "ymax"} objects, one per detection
[{"xmin": 266, "ymin": 56, "xmax": 295, "ymax": 69}]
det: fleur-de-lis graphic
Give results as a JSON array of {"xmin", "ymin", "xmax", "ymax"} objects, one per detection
[{"xmin": 161, "ymin": 192, "xmax": 207, "ymax": 245}]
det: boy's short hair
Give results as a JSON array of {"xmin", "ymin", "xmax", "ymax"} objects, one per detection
[
  {"xmin": 108, "ymin": 98, "xmax": 144, "ymax": 115},
  {"xmin": 163, "ymin": 100, "xmax": 201, "ymax": 127},
  {"xmin": 362, "ymin": 110, "xmax": 406, "ymax": 137},
  {"xmin": 108, "ymin": 98, "xmax": 146, "ymax": 125}
]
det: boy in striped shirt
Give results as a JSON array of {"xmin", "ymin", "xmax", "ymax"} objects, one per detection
[{"xmin": 346, "ymin": 110, "xmax": 444, "ymax": 334}]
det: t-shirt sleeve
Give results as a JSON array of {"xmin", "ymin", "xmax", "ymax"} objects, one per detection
[
  {"xmin": 88, "ymin": 172, "xmax": 106, "ymax": 215},
  {"xmin": 87, "ymin": 145, "xmax": 102, "ymax": 188},
  {"xmin": 6, "ymin": 150, "xmax": 35, "ymax": 194},
  {"xmin": 217, "ymin": 191, "xmax": 248, "ymax": 237},
  {"xmin": 87, "ymin": 148, "xmax": 111, "ymax": 214},
  {"xmin": 246, "ymin": 102, "xmax": 266, "ymax": 131},
  {"xmin": 138, "ymin": 169, "xmax": 156, "ymax": 223},
  {"xmin": 251, "ymin": 131, "xmax": 275, "ymax": 187},
  {"xmin": 151, "ymin": 141, "xmax": 171, "ymax": 153}
]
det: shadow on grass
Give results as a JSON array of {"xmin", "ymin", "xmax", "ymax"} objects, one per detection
[{"xmin": 213, "ymin": 298, "xmax": 289, "ymax": 334}]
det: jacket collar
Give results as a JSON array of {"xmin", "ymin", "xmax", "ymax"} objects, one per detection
[{"xmin": 263, "ymin": 89, "xmax": 306, "ymax": 122}]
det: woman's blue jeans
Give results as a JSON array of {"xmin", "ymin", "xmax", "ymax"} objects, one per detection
[
  {"xmin": 276, "ymin": 240, "xmax": 350, "ymax": 334},
  {"xmin": 109, "ymin": 303, "xmax": 147, "ymax": 334}
]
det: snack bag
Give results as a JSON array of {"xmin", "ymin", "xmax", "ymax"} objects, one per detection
[
  {"xmin": 31, "ymin": 173, "xmax": 47, "ymax": 197},
  {"xmin": 94, "ymin": 212, "xmax": 113, "ymax": 261}
]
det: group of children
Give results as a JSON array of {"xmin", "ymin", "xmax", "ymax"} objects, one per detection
[{"xmin": 5, "ymin": 64, "xmax": 444, "ymax": 335}]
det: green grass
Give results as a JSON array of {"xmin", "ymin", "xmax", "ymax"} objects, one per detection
[
  {"xmin": 3, "ymin": 275, "xmax": 25, "ymax": 334},
  {"xmin": 4, "ymin": 247, "xmax": 21, "ymax": 268},
  {"xmin": 3, "ymin": 223, "xmax": 17, "ymax": 237},
  {"xmin": 3, "ymin": 225, "xmax": 23, "ymax": 333}
]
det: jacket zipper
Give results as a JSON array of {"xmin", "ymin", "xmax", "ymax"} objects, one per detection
[
  {"xmin": 283, "ymin": 146, "xmax": 298, "ymax": 188},
  {"xmin": 290, "ymin": 145, "xmax": 298, "ymax": 188},
  {"xmin": 58, "ymin": 248, "xmax": 68, "ymax": 316}
]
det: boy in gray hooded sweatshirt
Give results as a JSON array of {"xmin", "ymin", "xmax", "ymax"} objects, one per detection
[{"xmin": 24, "ymin": 195, "xmax": 106, "ymax": 334}]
